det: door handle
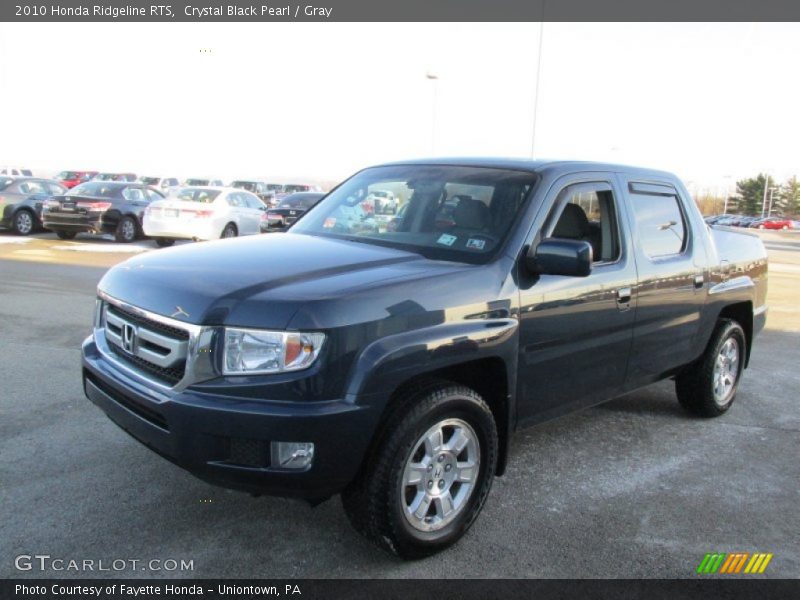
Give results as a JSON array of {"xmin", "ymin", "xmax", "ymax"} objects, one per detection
[{"xmin": 617, "ymin": 287, "xmax": 632, "ymax": 304}]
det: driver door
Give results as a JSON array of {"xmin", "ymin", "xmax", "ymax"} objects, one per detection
[{"xmin": 516, "ymin": 175, "xmax": 637, "ymax": 424}]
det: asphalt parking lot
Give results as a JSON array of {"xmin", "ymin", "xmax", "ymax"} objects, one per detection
[{"xmin": 0, "ymin": 229, "xmax": 798, "ymax": 578}]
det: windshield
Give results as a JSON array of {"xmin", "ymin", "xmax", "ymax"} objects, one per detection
[
  {"xmin": 171, "ymin": 188, "xmax": 221, "ymax": 203},
  {"xmin": 291, "ymin": 165, "xmax": 536, "ymax": 263},
  {"xmin": 139, "ymin": 176, "xmax": 159, "ymax": 185},
  {"xmin": 58, "ymin": 171, "xmax": 79, "ymax": 179},
  {"xmin": 232, "ymin": 181, "xmax": 257, "ymax": 192},
  {"xmin": 0, "ymin": 177, "xmax": 13, "ymax": 191},
  {"xmin": 67, "ymin": 182, "xmax": 119, "ymax": 198},
  {"xmin": 185, "ymin": 179, "xmax": 210, "ymax": 186},
  {"xmin": 284, "ymin": 184, "xmax": 310, "ymax": 193}
]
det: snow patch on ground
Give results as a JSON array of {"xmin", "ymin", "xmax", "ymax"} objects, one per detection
[
  {"xmin": 0, "ymin": 237, "xmax": 33, "ymax": 244},
  {"xmin": 50, "ymin": 243, "xmax": 152, "ymax": 254}
]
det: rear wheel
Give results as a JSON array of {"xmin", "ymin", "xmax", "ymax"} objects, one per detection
[
  {"xmin": 342, "ymin": 382, "xmax": 498, "ymax": 559},
  {"xmin": 12, "ymin": 209, "xmax": 35, "ymax": 235},
  {"xmin": 221, "ymin": 223, "xmax": 237, "ymax": 238},
  {"xmin": 115, "ymin": 216, "xmax": 138, "ymax": 243},
  {"xmin": 55, "ymin": 230, "xmax": 77, "ymax": 240},
  {"xmin": 676, "ymin": 319, "xmax": 746, "ymax": 417},
  {"xmin": 155, "ymin": 238, "xmax": 175, "ymax": 248}
]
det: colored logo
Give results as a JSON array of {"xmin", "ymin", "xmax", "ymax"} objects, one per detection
[{"xmin": 696, "ymin": 552, "xmax": 773, "ymax": 574}]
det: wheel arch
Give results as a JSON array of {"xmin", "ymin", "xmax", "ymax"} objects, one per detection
[
  {"xmin": 361, "ymin": 358, "xmax": 512, "ymax": 478},
  {"xmin": 717, "ymin": 301, "xmax": 753, "ymax": 367}
]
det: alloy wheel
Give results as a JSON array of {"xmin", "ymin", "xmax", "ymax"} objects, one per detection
[
  {"xmin": 713, "ymin": 337, "xmax": 739, "ymax": 406},
  {"xmin": 400, "ymin": 418, "xmax": 480, "ymax": 533}
]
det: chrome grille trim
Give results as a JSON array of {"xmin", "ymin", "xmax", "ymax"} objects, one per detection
[
  {"xmin": 104, "ymin": 307, "xmax": 188, "ymax": 369},
  {"xmin": 95, "ymin": 290, "xmax": 216, "ymax": 393}
]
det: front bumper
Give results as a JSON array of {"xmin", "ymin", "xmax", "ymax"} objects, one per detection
[{"xmin": 82, "ymin": 336, "xmax": 380, "ymax": 499}]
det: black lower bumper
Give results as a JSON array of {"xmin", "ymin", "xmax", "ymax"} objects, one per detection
[
  {"xmin": 43, "ymin": 214, "xmax": 114, "ymax": 234},
  {"xmin": 82, "ymin": 337, "xmax": 381, "ymax": 499}
]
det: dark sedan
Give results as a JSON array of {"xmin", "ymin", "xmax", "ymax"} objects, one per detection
[
  {"xmin": 0, "ymin": 177, "xmax": 67, "ymax": 235},
  {"xmin": 260, "ymin": 191, "xmax": 324, "ymax": 232},
  {"xmin": 42, "ymin": 181, "xmax": 164, "ymax": 242}
]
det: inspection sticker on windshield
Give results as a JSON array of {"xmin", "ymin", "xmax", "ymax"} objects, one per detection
[
  {"xmin": 466, "ymin": 238, "xmax": 486, "ymax": 250},
  {"xmin": 323, "ymin": 217, "xmax": 336, "ymax": 228},
  {"xmin": 437, "ymin": 234, "xmax": 457, "ymax": 246}
]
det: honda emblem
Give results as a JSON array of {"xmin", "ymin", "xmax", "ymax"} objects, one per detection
[{"xmin": 122, "ymin": 323, "xmax": 137, "ymax": 354}]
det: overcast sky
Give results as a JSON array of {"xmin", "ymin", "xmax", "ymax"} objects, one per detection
[{"xmin": 0, "ymin": 22, "xmax": 797, "ymax": 191}]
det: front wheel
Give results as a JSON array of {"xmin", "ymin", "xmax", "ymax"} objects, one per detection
[
  {"xmin": 676, "ymin": 319, "xmax": 746, "ymax": 417},
  {"xmin": 13, "ymin": 210, "xmax": 36, "ymax": 235},
  {"xmin": 155, "ymin": 238, "xmax": 175, "ymax": 248},
  {"xmin": 342, "ymin": 382, "xmax": 498, "ymax": 559}
]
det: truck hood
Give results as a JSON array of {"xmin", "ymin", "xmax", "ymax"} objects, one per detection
[{"xmin": 98, "ymin": 233, "xmax": 485, "ymax": 329}]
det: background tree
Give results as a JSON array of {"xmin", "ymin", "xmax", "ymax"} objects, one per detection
[
  {"xmin": 733, "ymin": 173, "xmax": 776, "ymax": 215},
  {"xmin": 778, "ymin": 176, "xmax": 800, "ymax": 216}
]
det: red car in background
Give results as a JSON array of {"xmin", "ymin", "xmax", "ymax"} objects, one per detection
[
  {"xmin": 56, "ymin": 171, "xmax": 98, "ymax": 189},
  {"xmin": 757, "ymin": 217, "xmax": 796, "ymax": 230}
]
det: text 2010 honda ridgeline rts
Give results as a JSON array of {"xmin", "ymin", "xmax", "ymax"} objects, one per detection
[{"xmin": 82, "ymin": 159, "xmax": 767, "ymax": 558}]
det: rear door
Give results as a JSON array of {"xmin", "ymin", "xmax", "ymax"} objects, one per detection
[
  {"xmin": 618, "ymin": 177, "xmax": 706, "ymax": 386},
  {"xmin": 517, "ymin": 174, "xmax": 637, "ymax": 423}
]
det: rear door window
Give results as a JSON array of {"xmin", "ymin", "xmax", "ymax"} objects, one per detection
[{"xmin": 628, "ymin": 183, "xmax": 687, "ymax": 258}]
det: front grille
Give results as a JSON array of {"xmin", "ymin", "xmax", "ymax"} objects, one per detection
[
  {"xmin": 108, "ymin": 344, "xmax": 185, "ymax": 386},
  {"xmin": 107, "ymin": 304, "xmax": 189, "ymax": 340},
  {"xmin": 103, "ymin": 302, "xmax": 189, "ymax": 387}
]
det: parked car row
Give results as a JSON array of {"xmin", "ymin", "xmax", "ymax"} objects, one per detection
[
  {"xmin": 705, "ymin": 214, "xmax": 798, "ymax": 230},
  {"xmin": 1, "ymin": 174, "xmax": 327, "ymax": 243}
]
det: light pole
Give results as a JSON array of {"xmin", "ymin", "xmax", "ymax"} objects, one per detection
[
  {"xmin": 768, "ymin": 187, "xmax": 777, "ymax": 217},
  {"xmin": 761, "ymin": 174, "xmax": 770, "ymax": 218},
  {"xmin": 426, "ymin": 72, "xmax": 439, "ymax": 155},
  {"xmin": 722, "ymin": 174, "xmax": 732, "ymax": 215},
  {"xmin": 529, "ymin": 18, "xmax": 545, "ymax": 158}
]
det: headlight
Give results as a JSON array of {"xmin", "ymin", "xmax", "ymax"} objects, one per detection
[{"xmin": 222, "ymin": 328, "xmax": 325, "ymax": 375}]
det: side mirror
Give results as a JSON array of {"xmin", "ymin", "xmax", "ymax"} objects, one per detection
[{"xmin": 526, "ymin": 238, "xmax": 593, "ymax": 277}]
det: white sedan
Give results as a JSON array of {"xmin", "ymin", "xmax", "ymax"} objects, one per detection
[{"xmin": 143, "ymin": 187, "xmax": 266, "ymax": 247}]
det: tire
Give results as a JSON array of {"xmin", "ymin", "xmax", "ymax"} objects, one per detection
[
  {"xmin": 55, "ymin": 230, "xmax": 77, "ymax": 240},
  {"xmin": 342, "ymin": 381, "xmax": 498, "ymax": 559},
  {"xmin": 676, "ymin": 319, "xmax": 746, "ymax": 417},
  {"xmin": 221, "ymin": 223, "xmax": 237, "ymax": 238},
  {"xmin": 12, "ymin": 209, "xmax": 35, "ymax": 236},
  {"xmin": 115, "ymin": 216, "xmax": 138, "ymax": 243},
  {"xmin": 155, "ymin": 238, "xmax": 175, "ymax": 248}
]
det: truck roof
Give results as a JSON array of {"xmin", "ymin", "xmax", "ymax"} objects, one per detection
[{"xmin": 376, "ymin": 157, "xmax": 676, "ymax": 179}]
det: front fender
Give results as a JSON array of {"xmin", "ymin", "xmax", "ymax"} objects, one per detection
[{"xmin": 345, "ymin": 318, "xmax": 518, "ymax": 401}]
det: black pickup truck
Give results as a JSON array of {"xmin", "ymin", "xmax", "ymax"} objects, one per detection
[{"xmin": 82, "ymin": 159, "xmax": 768, "ymax": 558}]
